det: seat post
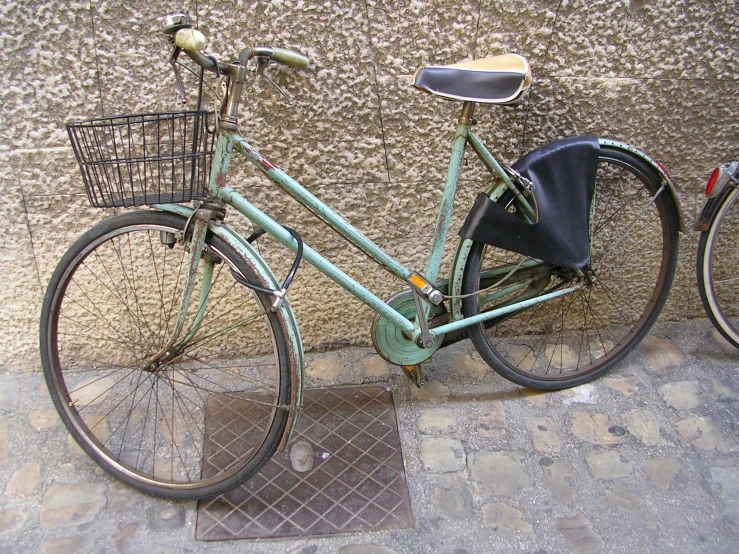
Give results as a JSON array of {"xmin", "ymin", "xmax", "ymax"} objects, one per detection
[{"xmin": 459, "ymin": 101, "xmax": 476, "ymax": 125}]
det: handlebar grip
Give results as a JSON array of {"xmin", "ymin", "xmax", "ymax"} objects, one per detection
[
  {"xmin": 270, "ymin": 47, "xmax": 310, "ymax": 68},
  {"xmin": 175, "ymin": 29, "xmax": 207, "ymax": 51}
]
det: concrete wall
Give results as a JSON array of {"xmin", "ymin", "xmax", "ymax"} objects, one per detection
[{"xmin": 2, "ymin": 0, "xmax": 738, "ymax": 371}]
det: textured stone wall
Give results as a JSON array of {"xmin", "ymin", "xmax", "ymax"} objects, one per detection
[{"xmin": 2, "ymin": 0, "xmax": 737, "ymax": 371}]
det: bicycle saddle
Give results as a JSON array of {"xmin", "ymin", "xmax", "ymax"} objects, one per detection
[{"xmin": 412, "ymin": 54, "xmax": 531, "ymax": 104}]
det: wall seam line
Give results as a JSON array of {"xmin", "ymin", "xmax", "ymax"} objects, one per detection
[
  {"xmin": 473, "ymin": 0, "xmax": 482, "ymax": 60},
  {"xmin": 363, "ymin": 1, "xmax": 392, "ymax": 184},
  {"xmin": 89, "ymin": 0, "xmax": 106, "ymax": 117},
  {"xmin": 17, "ymin": 157, "xmax": 44, "ymax": 291},
  {"xmin": 520, "ymin": 0, "xmax": 563, "ymax": 157}
]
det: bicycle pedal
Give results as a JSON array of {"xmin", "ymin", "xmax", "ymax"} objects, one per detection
[{"xmin": 401, "ymin": 364, "xmax": 427, "ymax": 388}]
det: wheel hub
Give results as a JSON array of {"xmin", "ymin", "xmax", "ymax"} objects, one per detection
[{"xmin": 142, "ymin": 348, "xmax": 180, "ymax": 373}]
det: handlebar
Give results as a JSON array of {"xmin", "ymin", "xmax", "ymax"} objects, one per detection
[
  {"xmin": 162, "ymin": 13, "xmax": 310, "ymax": 125},
  {"xmin": 167, "ymin": 16, "xmax": 310, "ymax": 72},
  {"xmin": 250, "ymin": 46, "xmax": 310, "ymax": 69}
]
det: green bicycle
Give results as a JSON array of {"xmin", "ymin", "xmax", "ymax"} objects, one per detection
[{"xmin": 40, "ymin": 14, "xmax": 681, "ymax": 499}]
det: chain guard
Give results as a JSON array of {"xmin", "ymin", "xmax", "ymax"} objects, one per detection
[{"xmin": 371, "ymin": 289, "xmax": 445, "ymax": 366}]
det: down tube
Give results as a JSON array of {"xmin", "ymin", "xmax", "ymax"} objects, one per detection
[
  {"xmin": 217, "ymin": 186, "xmax": 416, "ymax": 335},
  {"xmin": 233, "ymin": 136, "xmax": 412, "ymax": 280}
]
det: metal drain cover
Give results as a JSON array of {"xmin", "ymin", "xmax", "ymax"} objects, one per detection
[{"xmin": 196, "ymin": 386, "xmax": 414, "ymax": 540}]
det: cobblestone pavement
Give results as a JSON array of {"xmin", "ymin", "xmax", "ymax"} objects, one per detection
[{"xmin": 1, "ymin": 319, "xmax": 738, "ymax": 553}]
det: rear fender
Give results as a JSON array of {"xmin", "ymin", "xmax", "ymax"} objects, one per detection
[
  {"xmin": 695, "ymin": 184, "xmax": 734, "ymax": 232},
  {"xmin": 154, "ymin": 203, "xmax": 305, "ymax": 452},
  {"xmin": 598, "ymin": 139, "xmax": 684, "ymax": 232},
  {"xmin": 448, "ymin": 138, "xmax": 686, "ymax": 320},
  {"xmin": 695, "ymin": 162, "xmax": 739, "ymax": 231}
]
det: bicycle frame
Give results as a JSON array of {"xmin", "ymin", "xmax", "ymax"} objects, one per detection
[
  {"xmin": 157, "ymin": 101, "xmax": 581, "ymax": 353},
  {"xmin": 150, "ymin": 109, "xmax": 684, "ymax": 449}
]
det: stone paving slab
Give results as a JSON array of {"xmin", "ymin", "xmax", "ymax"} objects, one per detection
[{"xmin": 1, "ymin": 319, "xmax": 738, "ymax": 553}]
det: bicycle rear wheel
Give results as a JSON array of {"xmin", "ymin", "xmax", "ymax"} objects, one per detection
[
  {"xmin": 40, "ymin": 210, "xmax": 292, "ymax": 499},
  {"xmin": 697, "ymin": 186, "xmax": 739, "ymax": 349},
  {"xmin": 462, "ymin": 147, "xmax": 679, "ymax": 389}
]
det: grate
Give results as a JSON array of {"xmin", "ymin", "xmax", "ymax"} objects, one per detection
[{"xmin": 196, "ymin": 386, "xmax": 414, "ymax": 540}]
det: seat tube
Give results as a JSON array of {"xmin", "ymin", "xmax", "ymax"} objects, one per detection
[{"xmin": 425, "ymin": 102, "xmax": 476, "ymax": 283}]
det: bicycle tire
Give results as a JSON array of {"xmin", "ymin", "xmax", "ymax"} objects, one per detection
[
  {"xmin": 462, "ymin": 146, "xmax": 679, "ymax": 389},
  {"xmin": 40, "ymin": 210, "xmax": 292, "ymax": 499},
  {"xmin": 697, "ymin": 186, "xmax": 739, "ymax": 349}
]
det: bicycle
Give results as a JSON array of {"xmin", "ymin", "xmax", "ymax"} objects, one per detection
[
  {"xmin": 39, "ymin": 13, "xmax": 681, "ymax": 499},
  {"xmin": 696, "ymin": 161, "xmax": 739, "ymax": 349}
]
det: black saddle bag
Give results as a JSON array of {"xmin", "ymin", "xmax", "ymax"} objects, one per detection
[{"xmin": 459, "ymin": 135, "xmax": 600, "ymax": 269}]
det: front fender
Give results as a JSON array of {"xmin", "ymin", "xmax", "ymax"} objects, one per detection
[{"xmin": 153, "ymin": 203, "xmax": 305, "ymax": 452}]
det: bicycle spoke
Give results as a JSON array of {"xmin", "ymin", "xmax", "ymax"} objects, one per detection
[
  {"xmin": 151, "ymin": 377, "xmax": 192, "ymax": 482},
  {"xmin": 145, "ymin": 231, "xmax": 168, "ymax": 345},
  {"xmin": 465, "ymin": 150, "xmax": 676, "ymax": 388},
  {"xmin": 63, "ymin": 284, "xmax": 144, "ymax": 353},
  {"xmin": 117, "ymin": 234, "xmax": 160, "ymax": 344},
  {"xmin": 69, "ymin": 366, "xmax": 142, "ymax": 413},
  {"xmin": 163, "ymin": 369, "xmax": 210, "ymax": 418},
  {"xmin": 57, "ymin": 325, "xmax": 141, "ymax": 354},
  {"xmin": 592, "ymin": 274, "xmax": 644, "ymax": 321},
  {"xmin": 576, "ymin": 290, "xmax": 593, "ymax": 367},
  {"xmin": 44, "ymin": 212, "xmax": 289, "ymax": 496},
  {"xmin": 91, "ymin": 247, "xmax": 144, "ymax": 350},
  {"xmin": 594, "ymin": 185, "xmax": 665, "ymax": 264},
  {"xmin": 115, "ymin": 370, "xmax": 156, "ymax": 459},
  {"xmin": 169, "ymin": 367, "xmax": 281, "ymax": 408},
  {"xmin": 179, "ymin": 351, "xmax": 276, "ymax": 392},
  {"xmin": 580, "ymin": 286, "xmax": 613, "ymax": 354},
  {"xmin": 158, "ymin": 371, "xmax": 206, "ymax": 443},
  {"xmin": 77, "ymin": 257, "xmax": 157, "ymax": 354},
  {"xmin": 135, "ymin": 375, "xmax": 157, "ymax": 471},
  {"xmin": 180, "ymin": 311, "xmax": 268, "ymax": 355},
  {"xmin": 161, "ymin": 242, "xmax": 188, "ymax": 346},
  {"xmin": 86, "ymin": 375, "xmax": 157, "ymax": 447},
  {"xmin": 548, "ymin": 291, "xmax": 579, "ymax": 374},
  {"xmin": 592, "ymin": 178, "xmax": 647, "ymax": 236},
  {"xmin": 712, "ymin": 276, "xmax": 739, "ymax": 285}
]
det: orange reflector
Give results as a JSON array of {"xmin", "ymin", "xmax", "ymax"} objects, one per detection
[
  {"xmin": 706, "ymin": 168, "xmax": 720, "ymax": 196},
  {"xmin": 409, "ymin": 274, "xmax": 428, "ymax": 289}
]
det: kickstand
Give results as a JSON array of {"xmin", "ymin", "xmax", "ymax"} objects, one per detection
[{"xmin": 401, "ymin": 364, "xmax": 427, "ymax": 388}]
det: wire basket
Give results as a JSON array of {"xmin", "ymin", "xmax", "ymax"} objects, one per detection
[{"xmin": 67, "ymin": 111, "xmax": 216, "ymax": 208}]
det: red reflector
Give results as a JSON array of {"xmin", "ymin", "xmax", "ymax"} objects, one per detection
[
  {"xmin": 655, "ymin": 161, "xmax": 671, "ymax": 179},
  {"xmin": 706, "ymin": 168, "xmax": 721, "ymax": 196}
]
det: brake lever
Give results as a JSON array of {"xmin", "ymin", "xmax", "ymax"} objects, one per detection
[
  {"xmin": 168, "ymin": 46, "xmax": 187, "ymax": 105},
  {"xmin": 256, "ymin": 57, "xmax": 293, "ymax": 105}
]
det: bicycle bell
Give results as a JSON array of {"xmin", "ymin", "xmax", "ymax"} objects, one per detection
[{"xmin": 161, "ymin": 13, "xmax": 192, "ymax": 35}]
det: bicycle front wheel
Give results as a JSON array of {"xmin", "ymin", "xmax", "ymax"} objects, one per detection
[
  {"xmin": 40, "ymin": 210, "xmax": 292, "ymax": 499},
  {"xmin": 462, "ymin": 147, "xmax": 679, "ymax": 389},
  {"xmin": 697, "ymin": 186, "xmax": 739, "ymax": 349}
]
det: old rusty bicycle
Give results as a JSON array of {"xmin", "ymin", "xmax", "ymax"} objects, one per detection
[{"xmin": 39, "ymin": 13, "xmax": 681, "ymax": 499}]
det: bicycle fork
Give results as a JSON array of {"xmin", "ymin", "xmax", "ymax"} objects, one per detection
[{"xmin": 142, "ymin": 205, "xmax": 222, "ymax": 372}]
